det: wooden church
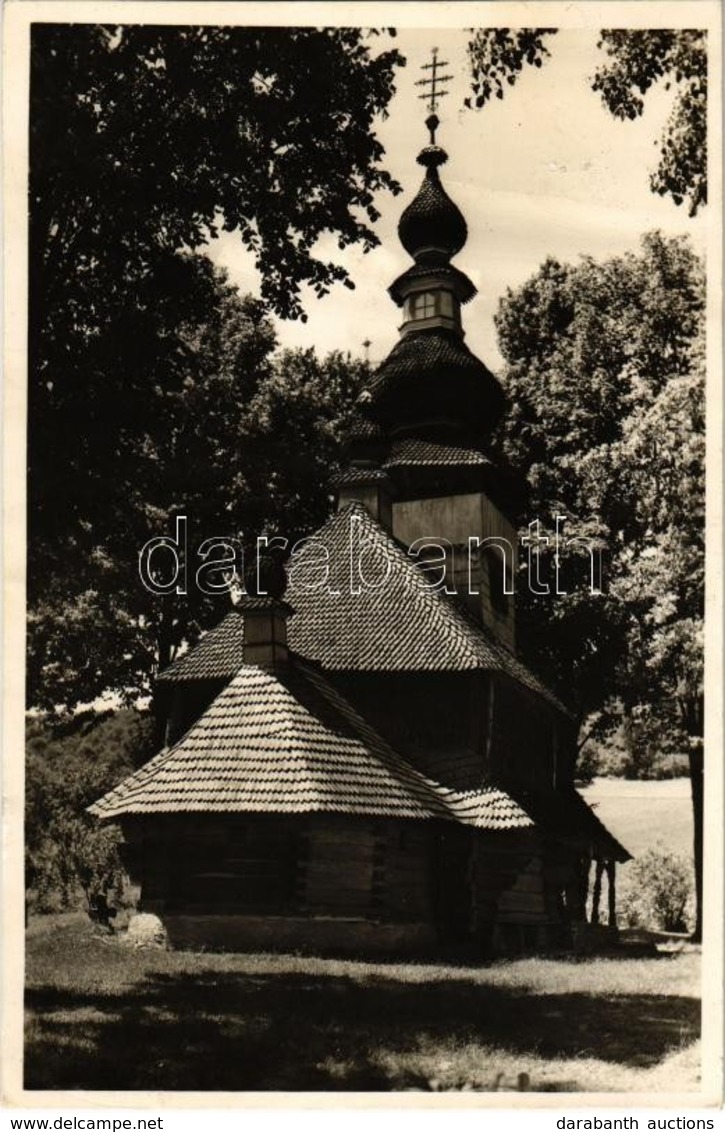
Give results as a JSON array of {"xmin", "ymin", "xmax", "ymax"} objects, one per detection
[{"xmin": 90, "ymin": 84, "xmax": 628, "ymax": 956}]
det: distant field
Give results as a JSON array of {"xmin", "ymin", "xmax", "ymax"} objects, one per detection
[{"xmin": 581, "ymin": 777, "xmax": 693, "ymax": 860}]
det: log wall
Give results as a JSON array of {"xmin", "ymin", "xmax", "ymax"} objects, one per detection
[
  {"xmin": 120, "ymin": 814, "xmax": 583, "ymax": 955},
  {"xmin": 471, "ymin": 829, "xmax": 582, "ymax": 952},
  {"xmin": 122, "ymin": 813, "xmax": 440, "ymax": 953},
  {"xmin": 489, "ymin": 676, "xmax": 558, "ymax": 792},
  {"xmin": 393, "ymin": 490, "xmax": 517, "ymax": 649},
  {"xmin": 331, "ymin": 671, "xmax": 487, "ymax": 790}
]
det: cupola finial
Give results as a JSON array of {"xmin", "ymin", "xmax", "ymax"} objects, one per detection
[{"xmin": 415, "ymin": 47, "xmax": 452, "ymax": 144}]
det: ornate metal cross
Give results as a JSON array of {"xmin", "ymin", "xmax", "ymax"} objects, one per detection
[
  {"xmin": 415, "ymin": 47, "xmax": 452, "ymax": 144},
  {"xmin": 415, "ymin": 46, "xmax": 452, "ymax": 113}
]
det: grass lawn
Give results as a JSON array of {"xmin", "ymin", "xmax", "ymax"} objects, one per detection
[{"xmin": 25, "ymin": 914, "xmax": 700, "ymax": 1094}]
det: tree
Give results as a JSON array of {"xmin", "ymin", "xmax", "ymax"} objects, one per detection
[
  {"xmin": 27, "ymin": 256, "xmax": 279, "ymax": 711},
  {"xmin": 31, "ymin": 25, "xmax": 403, "ymax": 325},
  {"xmin": 26, "ymin": 710, "xmax": 156, "ymax": 911},
  {"xmin": 493, "ymin": 232, "xmax": 705, "ymax": 935},
  {"xmin": 601, "ymin": 341, "xmax": 705, "ymax": 935},
  {"xmin": 466, "ymin": 29, "xmax": 707, "ymax": 216},
  {"xmin": 27, "ymin": 251, "xmax": 368, "ymax": 713},
  {"xmin": 28, "ymin": 25, "xmax": 400, "ymax": 712},
  {"xmin": 592, "ymin": 31, "xmax": 707, "ymax": 216},
  {"xmin": 236, "ymin": 347, "xmax": 368, "ymax": 544}
]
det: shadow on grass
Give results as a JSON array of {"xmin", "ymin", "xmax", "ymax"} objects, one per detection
[{"xmin": 25, "ymin": 963, "xmax": 700, "ymax": 1092}]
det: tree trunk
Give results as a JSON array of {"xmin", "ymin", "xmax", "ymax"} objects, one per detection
[
  {"xmin": 153, "ymin": 601, "xmax": 174, "ymax": 748},
  {"xmin": 680, "ymin": 693, "xmax": 703, "ymax": 943},
  {"xmin": 606, "ymin": 860, "xmax": 617, "ymax": 928},
  {"xmin": 688, "ymin": 740, "xmax": 703, "ymax": 942}
]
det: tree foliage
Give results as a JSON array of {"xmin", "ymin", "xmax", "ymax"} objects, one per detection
[
  {"xmin": 28, "ymin": 254, "xmax": 368, "ymax": 712},
  {"xmin": 494, "ymin": 231, "xmax": 705, "ymax": 933},
  {"xmin": 29, "ymin": 257, "xmax": 273, "ymax": 710},
  {"xmin": 465, "ymin": 29, "xmax": 556, "ymax": 107},
  {"xmin": 592, "ymin": 30, "xmax": 707, "ymax": 216},
  {"xmin": 31, "ymin": 25, "xmax": 403, "ymax": 327},
  {"xmin": 26, "ymin": 710, "xmax": 156, "ymax": 911},
  {"xmin": 496, "ymin": 232, "xmax": 704, "ymax": 717},
  {"xmin": 28, "ymin": 24, "xmax": 401, "ymax": 711},
  {"xmin": 467, "ymin": 28, "xmax": 707, "ymax": 215}
]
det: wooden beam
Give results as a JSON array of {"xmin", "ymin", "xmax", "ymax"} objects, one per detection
[
  {"xmin": 591, "ymin": 859, "xmax": 604, "ymax": 925},
  {"xmin": 606, "ymin": 860, "xmax": 617, "ymax": 927}
]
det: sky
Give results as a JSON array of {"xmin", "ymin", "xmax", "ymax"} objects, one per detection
[{"xmin": 205, "ymin": 27, "xmax": 706, "ymax": 371}]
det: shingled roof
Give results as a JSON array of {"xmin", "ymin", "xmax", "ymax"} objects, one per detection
[
  {"xmin": 89, "ymin": 659, "xmax": 531, "ymax": 831},
  {"xmin": 513, "ymin": 788, "xmax": 632, "ymax": 863},
  {"xmin": 439, "ymin": 786, "xmax": 534, "ymax": 831},
  {"xmin": 287, "ymin": 502, "xmax": 568, "ymax": 713},
  {"xmin": 384, "ymin": 438, "xmax": 492, "ymax": 469},
  {"xmin": 156, "ymin": 610, "xmax": 244, "ymax": 683},
  {"xmin": 365, "ymin": 328, "xmax": 503, "ymax": 408},
  {"xmin": 388, "ymin": 263, "xmax": 476, "ymax": 307}
]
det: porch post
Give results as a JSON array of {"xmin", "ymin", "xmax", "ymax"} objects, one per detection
[
  {"xmin": 606, "ymin": 860, "xmax": 617, "ymax": 927},
  {"xmin": 591, "ymin": 858, "xmax": 604, "ymax": 925}
]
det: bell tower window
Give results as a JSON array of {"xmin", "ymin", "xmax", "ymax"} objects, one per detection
[
  {"xmin": 413, "ymin": 291, "xmax": 437, "ymax": 319},
  {"xmin": 400, "ymin": 286, "xmax": 462, "ymax": 337}
]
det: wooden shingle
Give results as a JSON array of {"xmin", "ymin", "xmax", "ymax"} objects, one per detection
[
  {"xmin": 156, "ymin": 610, "xmax": 244, "ymax": 683},
  {"xmin": 89, "ymin": 660, "xmax": 532, "ymax": 831},
  {"xmin": 287, "ymin": 502, "xmax": 568, "ymax": 713}
]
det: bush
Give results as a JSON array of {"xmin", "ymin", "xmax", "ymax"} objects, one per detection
[
  {"xmin": 25, "ymin": 708, "xmax": 155, "ymax": 913},
  {"xmin": 648, "ymin": 753, "xmax": 691, "ymax": 780},
  {"xmin": 620, "ymin": 848, "xmax": 695, "ymax": 933}
]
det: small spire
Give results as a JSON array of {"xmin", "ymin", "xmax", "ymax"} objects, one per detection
[{"xmin": 425, "ymin": 113, "xmax": 440, "ymax": 145}]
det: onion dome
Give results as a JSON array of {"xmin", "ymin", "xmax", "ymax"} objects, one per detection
[
  {"xmin": 355, "ymin": 112, "xmax": 506, "ymax": 461},
  {"xmin": 398, "ymin": 146, "xmax": 468, "ymax": 265},
  {"xmin": 363, "ymin": 329, "xmax": 506, "ymax": 443}
]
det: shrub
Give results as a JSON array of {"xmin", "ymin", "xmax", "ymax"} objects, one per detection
[
  {"xmin": 25, "ymin": 708, "xmax": 155, "ymax": 913},
  {"xmin": 648, "ymin": 753, "xmax": 691, "ymax": 780},
  {"xmin": 620, "ymin": 848, "xmax": 694, "ymax": 933}
]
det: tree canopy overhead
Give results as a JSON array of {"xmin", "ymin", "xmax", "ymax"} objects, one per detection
[
  {"xmin": 495, "ymin": 231, "xmax": 704, "ymax": 712},
  {"xmin": 467, "ymin": 28, "xmax": 707, "ymax": 217},
  {"xmin": 592, "ymin": 30, "xmax": 707, "ymax": 216},
  {"xmin": 31, "ymin": 25, "xmax": 404, "ymax": 324}
]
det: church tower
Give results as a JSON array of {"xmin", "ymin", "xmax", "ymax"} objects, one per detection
[{"xmin": 338, "ymin": 52, "xmax": 522, "ymax": 651}]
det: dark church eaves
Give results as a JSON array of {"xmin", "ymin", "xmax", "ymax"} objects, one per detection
[
  {"xmin": 383, "ymin": 437, "xmax": 493, "ymax": 469},
  {"xmin": 363, "ymin": 328, "xmax": 506, "ymax": 435}
]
